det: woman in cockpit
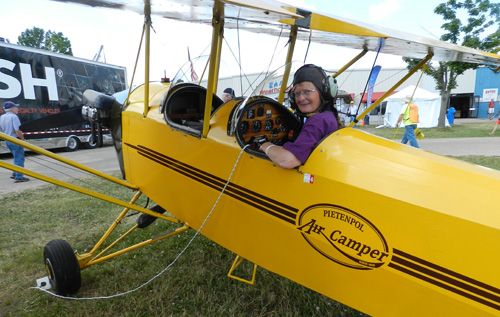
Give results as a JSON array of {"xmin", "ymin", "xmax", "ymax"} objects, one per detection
[{"xmin": 259, "ymin": 64, "xmax": 341, "ymax": 169}]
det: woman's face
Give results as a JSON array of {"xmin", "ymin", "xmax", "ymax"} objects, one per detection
[{"xmin": 293, "ymin": 81, "xmax": 321, "ymax": 114}]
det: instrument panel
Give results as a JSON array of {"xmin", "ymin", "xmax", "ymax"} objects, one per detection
[{"xmin": 235, "ymin": 98, "xmax": 301, "ymax": 149}]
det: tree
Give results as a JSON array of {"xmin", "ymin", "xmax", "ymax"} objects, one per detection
[
  {"xmin": 403, "ymin": 0, "xmax": 500, "ymax": 127},
  {"xmin": 17, "ymin": 27, "xmax": 73, "ymax": 56}
]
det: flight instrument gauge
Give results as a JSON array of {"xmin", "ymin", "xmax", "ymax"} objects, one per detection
[
  {"xmin": 238, "ymin": 121, "xmax": 249, "ymax": 134},
  {"xmin": 264, "ymin": 119, "xmax": 273, "ymax": 132},
  {"xmin": 252, "ymin": 120, "xmax": 262, "ymax": 133}
]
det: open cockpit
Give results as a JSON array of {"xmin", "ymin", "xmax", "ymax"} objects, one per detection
[
  {"xmin": 228, "ymin": 96, "xmax": 301, "ymax": 158},
  {"xmin": 160, "ymin": 83, "xmax": 224, "ymax": 137}
]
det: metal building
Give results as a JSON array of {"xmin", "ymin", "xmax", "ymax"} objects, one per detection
[{"xmin": 216, "ymin": 65, "xmax": 482, "ymax": 123}]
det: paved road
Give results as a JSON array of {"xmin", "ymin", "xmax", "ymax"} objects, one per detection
[
  {"xmin": 1, "ymin": 133, "xmax": 500, "ymax": 198},
  {"xmin": 418, "ymin": 137, "xmax": 500, "ymax": 156},
  {"xmin": 399, "ymin": 118, "xmax": 500, "ymax": 155},
  {"xmin": 0, "ymin": 146, "xmax": 120, "ymax": 199}
]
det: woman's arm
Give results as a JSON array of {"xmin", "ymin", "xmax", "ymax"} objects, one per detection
[{"xmin": 260, "ymin": 142, "xmax": 301, "ymax": 169}]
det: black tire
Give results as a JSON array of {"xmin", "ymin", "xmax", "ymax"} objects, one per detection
[
  {"xmin": 82, "ymin": 134, "xmax": 98, "ymax": 149},
  {"xmin": 43, "ymin": 239, "xmax": 81, "ymax": 295},
  {"xmin": 65, "ymin": 136, "xmax": 80, "ymax": 152}
]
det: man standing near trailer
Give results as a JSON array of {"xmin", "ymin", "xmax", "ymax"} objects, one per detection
[{"xmin": 0, "ymin": 101, "xmax": 29, "ymax": 183}]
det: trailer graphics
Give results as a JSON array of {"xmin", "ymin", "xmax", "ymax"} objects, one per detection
[{"xmin": 0, "ymin": 42, "xmax": 127, "ymax": 152}]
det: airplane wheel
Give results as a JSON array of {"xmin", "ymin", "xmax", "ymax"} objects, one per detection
[
  {"xmin": 65, "ymin": 136, "xmax": 80, "ymax": 152},
  {"xmin": 43, "ymin": 239, "xmax": 81, "ymax": 295}
]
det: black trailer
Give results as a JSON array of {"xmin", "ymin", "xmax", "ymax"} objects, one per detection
[{"xmin": 0, "ymin": 42, "xmax": 127, "ymax": 153}]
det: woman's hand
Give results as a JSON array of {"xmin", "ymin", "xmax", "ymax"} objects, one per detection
[{"xmin": 259, "ymin": 142, "xmax": 301, "ymax": 169}]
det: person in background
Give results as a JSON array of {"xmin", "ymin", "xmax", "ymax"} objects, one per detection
[
  {"xmin": 339, "ymin": 102, "xmax": 348, "ymax": 126},
  {"xmin": 396, "ymin": 95, "xmax": 419, "ymax": 148},
  {"xmin": 488, "ymin": 99, "xmax": 495, "ymax": 119},
  {"xmin": 259, "ymin": 64, "xmax": 340, "ymax": 169},
  {"xmin": 348, "ymin": 100, "xmax": 357, "ymax": 123},
  {"xmin": 363, "ymin": 104, "xmax": 370, "ymax": 125},
  {"xmin": 447, "ymin": 106, "xmax": 456, "ymax": 125},
  {"xmin": 222, "ymin": 88, "xmax": 235, "ymax": 102},
  {"xmin": 489, "ymin": 118, "xmax": 500, "ymax": 135},
  {"xmin": 0, "ymin": 101, "xmax": 29, "ymax": 183},
  {"xmin": 488, "ymin": 108, "xmax": 500, "ymax": 135}
]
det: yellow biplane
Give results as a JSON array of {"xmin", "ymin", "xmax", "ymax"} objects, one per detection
[{"xmin": 2, "ymin": 0, "xmax": 500, "ymax": 315}]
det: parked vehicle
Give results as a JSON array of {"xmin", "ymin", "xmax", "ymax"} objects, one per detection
[{"xmin": 0, "ymin": 41, "xmax": 127, "ymax": 152}]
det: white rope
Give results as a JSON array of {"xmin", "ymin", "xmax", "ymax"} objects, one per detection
[{"xmin": 31, "ymin": 144, "xmax": 251, "ymax": 300}]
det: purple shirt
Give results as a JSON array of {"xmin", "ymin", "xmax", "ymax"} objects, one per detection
[{"xmin": 283, "ymin": 111, "xmax": 338, "ymax": 164}]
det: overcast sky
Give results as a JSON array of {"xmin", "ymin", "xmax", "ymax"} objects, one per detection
[{"xmin": 1, "ymin": 0, "xmax": 449, "ymax": 86}]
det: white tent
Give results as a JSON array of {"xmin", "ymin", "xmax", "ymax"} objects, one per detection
[{"xmin": 383, "ymin": 85, "xmax": 449, "ymax": 128}]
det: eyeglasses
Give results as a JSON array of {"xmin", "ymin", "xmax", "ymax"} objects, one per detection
[{"xmin": 290, "ymin": 89, "xmax": 317, "ymax": 98}]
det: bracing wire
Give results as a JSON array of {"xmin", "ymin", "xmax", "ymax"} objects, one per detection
[
  {"xmin": 264, "ymin": 26, "xmax": 285, "ymax": 78},
  {"xmin": 354, "ymin": 40, "xmax": 385, "ymax": 120},
  {"xmin": 303, "ymin": 29, "xmax": 313, "ymax": 64},
  {"xmin": 237, "ymin": 9, "xmax": 243, "ymax": 96},
  {"xmin": 222, "ymin": 39, "xmax": 257, "ymax": 96},
  {"xmin": 222, "ymin": 31, "xmax": 287, "ymax": 97},
  {"xmin": 392, "ymin": 64, "xmax": 427, "ymax": 140}
]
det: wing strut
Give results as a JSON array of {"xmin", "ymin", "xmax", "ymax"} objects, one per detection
[
  {"xmin": 143, "ymin": 1, "xmax": 151, "ymax": 117},
  {"xmin": 0, "ymin": 156, "xmax": 178, "ymax": 223},
  {"xmin": 228, "ymin": 255, "xmax": 258, "ymax": 285},
  {"xmin": 278, "ymin": 25, "xmax": 298, "ymax": 104},
  {"xmin": 348, "ymin": 53, "xmax": 433, "ymax": 128},
  {"xmin": 0, "ymin": 132, "xmax": 136, "ymax": 189},
  {"xmin": 332, "ymin": 48, "xmax": 368, "ymax": 78},
  {"xmin": 203, "ymin": 3, "xmax": 225, "ymax": 138}
]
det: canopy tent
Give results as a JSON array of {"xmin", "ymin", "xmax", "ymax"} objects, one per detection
[{"xmin": 383, "ymin": 85, "xmax": 449, "ymax": 128}]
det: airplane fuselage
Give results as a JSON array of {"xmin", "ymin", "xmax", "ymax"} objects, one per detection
[{"xmin": 117, "ymin": 82, "xmax": 500, "ymax": 316}]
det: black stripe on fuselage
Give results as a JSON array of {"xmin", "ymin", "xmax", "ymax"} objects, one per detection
[
  {"xmin": 390, "ymin": 248, "xmax": 500, "ymax": 311},
  {"xmin": 126, "ymin": 143, "xmax": 500, "ymax": 311},
  {"xmin": 125, "ymin": 143, "xmax": 298, "ymax": 224}
]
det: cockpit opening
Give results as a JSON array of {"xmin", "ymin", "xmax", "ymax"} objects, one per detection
[
  {"xmin": 161, "ymin": 83, "xmax": 223, "ymax": 136},
  {"xmin": 229, "ymin": 96, "xmax": 301, "ymax": 158}
]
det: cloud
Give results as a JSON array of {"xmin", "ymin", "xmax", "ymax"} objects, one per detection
[{"xmin": 369, "ymin": 0, "xmax": 402, "ymax": 22}]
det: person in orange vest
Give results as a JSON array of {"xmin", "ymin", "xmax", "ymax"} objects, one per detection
[{"xmin": 396, "ymin": 95, "xmax": 419, "ymax": 148}]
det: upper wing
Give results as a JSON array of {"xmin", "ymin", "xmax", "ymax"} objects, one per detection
[
  {"xmin": 51, "ymin": 0, "xmax": 500, "ymax": 66},
  {"xmin": 51, "ymin": 0, "xmax": 302, "ymax": 23},
  {"xmin": 279, "ymin": 9, "xmax": 500, "ymax": 66}
]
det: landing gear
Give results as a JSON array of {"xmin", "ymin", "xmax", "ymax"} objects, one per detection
[
  {"xmin": 137, "ymin": 204, "xmax": 167, "ymax": 228},
  {"xmin": 43, "ymin": 239, "xmax": 81, "ymax": 295}
]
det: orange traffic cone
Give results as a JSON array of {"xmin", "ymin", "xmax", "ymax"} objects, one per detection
[{"xmin": 362, "ymin": 118, "xmax": 365, "ymax": 126}]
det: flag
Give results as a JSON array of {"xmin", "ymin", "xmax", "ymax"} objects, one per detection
[
  {"xmin": 366, "ymin": 65, "xmax": 382, "ymax": 109},
  {"xmin": 187, "ymin": 47, "xmax": 198, "ymax": 82},
  {"xmin": 365, "ymin": 38, "xmax": 384, "ymax": 110}
]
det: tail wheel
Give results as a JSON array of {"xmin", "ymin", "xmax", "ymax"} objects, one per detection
[
  {"xmin": 65, "ymin": 136, "xmax": 80, "ymax": 152},
  {"xmin": 43, "ymin": 239, "xmax": 81, "ymax": 295}
]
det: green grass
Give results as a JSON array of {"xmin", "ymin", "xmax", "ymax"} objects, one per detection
[
  {"xmin": 454, "ymin": 155, "xmax": 500, "ymax": 170},
  {"xmin": 357, "ymin": 121, "xmax": 495, "ymax": 140},
  {"xmin": 0, "ymin": 174, "xmax": 365, "ymax": 317}
]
